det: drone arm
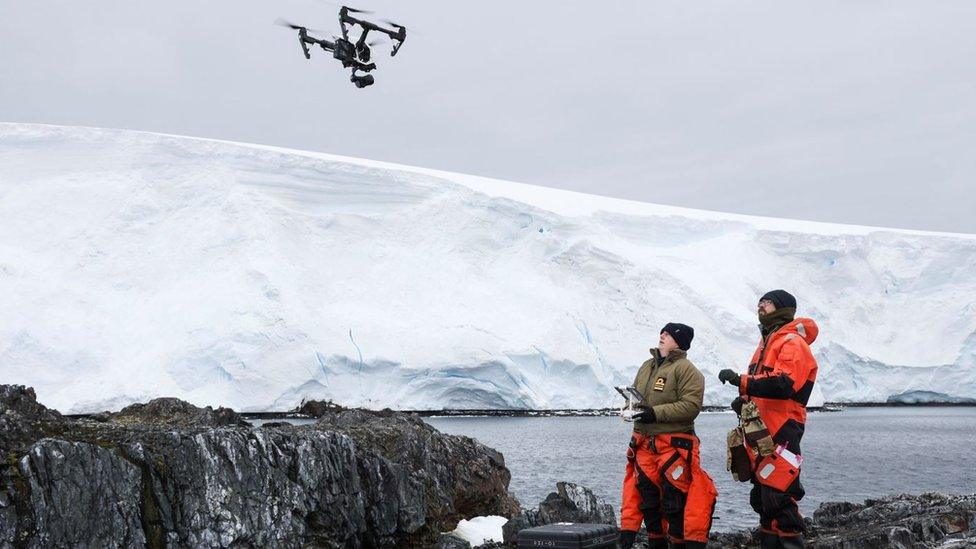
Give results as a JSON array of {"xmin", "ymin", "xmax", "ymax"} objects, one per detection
[
  {"xmin": 298, "ymin": 34, "xmax": 311, "ymax": 59},
  {"xmin": 313, "ymin": 37, "xmax": 335, "ymax": 53},
  {"xmin": 338, "ymin": 8, "xmax": 352, "ymax": 40}
]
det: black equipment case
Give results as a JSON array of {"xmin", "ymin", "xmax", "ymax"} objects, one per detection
[{"xmin": 516, "ymin": 523, "xmax": 617, "ymax": 549}]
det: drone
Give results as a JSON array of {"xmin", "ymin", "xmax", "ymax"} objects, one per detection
[{"xmin": 276, "ymin": 6, "xmax": 407, "ymax": 88}]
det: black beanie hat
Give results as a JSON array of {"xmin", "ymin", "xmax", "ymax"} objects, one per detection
[
  {"xmin": 661, "ymin": 322, "xmax": 694, "ymax": 351},
  {"xmin": 760, "ymin": 289, "xmax": 797, "ymax": 310}
]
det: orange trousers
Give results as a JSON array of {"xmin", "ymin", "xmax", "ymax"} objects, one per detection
[{"xmin": 621, "ymin": 432, "xmax": 717, "ymax": 545}]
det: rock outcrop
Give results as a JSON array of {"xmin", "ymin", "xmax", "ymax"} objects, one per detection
[
  {"xmin": 316, "ymin": 408, "xmax": 520, "ymax": 525},
  {"xmin": 110, "ymin": 397, "xmax": 247, "ymax": 427},
  {"xmin": 296, "ymin": 398, "xmax": 345, "ymax": 417},
  {"xmin": 0, "ymin": 385, "xmax": 519, "ymax": 548},
  {"xmin": 0, "ymin": 385, "xmax": 62, "ymax": 452}
]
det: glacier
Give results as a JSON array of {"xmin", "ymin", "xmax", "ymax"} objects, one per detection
[{"xmin": 1, "ymin": 122, "xmax": 974, "ymax": 413}]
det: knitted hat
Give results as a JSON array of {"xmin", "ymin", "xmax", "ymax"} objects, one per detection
[
  {"xmin": 661, "ymin": 322, "xmax": 694, "ymax": 351},
  {"xmin": 760, "ymin": 289, "xmax": 797, "ymax": 310}
]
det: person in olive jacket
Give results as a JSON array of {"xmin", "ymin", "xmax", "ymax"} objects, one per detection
[{"xmin": 619, "ymin": 323, "xmax": 717, "ymax": 549}]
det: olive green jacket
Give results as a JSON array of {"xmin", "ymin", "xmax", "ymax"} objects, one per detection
[{"xmin": 631, "ymin": 348, "xmax": 705, "ymax": 435}]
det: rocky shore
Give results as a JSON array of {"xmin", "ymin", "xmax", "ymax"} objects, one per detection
[
  {"xmin": 3, "ymin": 384, "xmax": 975, "ymax": 548},
  {"xmin": 449, "ymin": 484, "xmax": 976, "ymax": 548},
  {"xmin": 0, "ymin": 385, "xmax": 518, "ymax": 547},
  {"xmin": 705, "ymin": 492, "xmax": 976, "ymax": 548}
]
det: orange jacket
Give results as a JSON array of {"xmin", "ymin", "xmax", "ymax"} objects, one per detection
[{"xmin": 738, "ymin": 318, "xmax": 819, "ymax": 450}]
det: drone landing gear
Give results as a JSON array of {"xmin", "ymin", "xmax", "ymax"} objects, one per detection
[
  {"xmin": 298, "ymin": 29, "xmax": 312, "ymax": 59},
  {"xmin": 355, "ymin": 29, "xmax": 372, "ymax": 62}
]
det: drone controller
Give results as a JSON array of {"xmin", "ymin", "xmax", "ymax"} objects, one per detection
[{"xmin": 615, "ymin": 386, "xmax": 646, "ymax": 422}]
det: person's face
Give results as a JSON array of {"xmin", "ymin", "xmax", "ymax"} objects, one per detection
[
  {"xmin": 758, "ymin": 298, "xmax": 777, "ymax": 317},
  {"xmin": 659, "ymin": 331, "xmax": 678, "ymax": 354}
]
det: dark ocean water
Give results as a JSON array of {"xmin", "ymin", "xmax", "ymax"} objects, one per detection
[{"xmin": 425, "ymin": 407, "xmax": 976, "ymax": 531}]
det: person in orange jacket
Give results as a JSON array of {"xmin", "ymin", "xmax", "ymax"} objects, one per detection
[
  {"xmin": 719, "ymin": 290, "xmax": 819, "ymax": 549},
  {"xmin": 620, "ymin": 323, "xmax": 717, "ymax": 549}
]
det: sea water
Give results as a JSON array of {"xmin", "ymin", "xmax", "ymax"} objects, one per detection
[{"xmin": 425, "ymin": 407, "xmax": 976, "ymax": 531}]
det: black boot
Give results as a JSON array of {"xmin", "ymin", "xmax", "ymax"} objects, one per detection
[
  {"xmin": 779, "ymin": 534, "xmax": 805, "ymax": 549},
  {"xmin": 618, "ymin": 530, "xmax": 637, "ymax": 549},
  {"xmin": 759, "ymin": 531, "xmax": 780, "ymax": 549},
  {"xmin": 646, "ymin": 536, "xmax": 668, "ymax": 549},
  {"xmin": 683, "ymin": 542, "xmax": 707, "ymax": 549}
]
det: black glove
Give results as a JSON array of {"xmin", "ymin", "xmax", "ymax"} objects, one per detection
[
  {"xmin": 632, "ymin": 408, "xmax": 656, "ymax": 424},
  {"xmin": 731, "ymin": 396, "xmax": 744, "ymax": 415},
  {"xmin": 718, "ymin": 369, "xmax": 741, "ymax": 386}
]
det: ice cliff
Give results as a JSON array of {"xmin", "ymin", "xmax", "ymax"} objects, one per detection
[{"xmin": 1, "ymin": 123, "xmax": 974, "ymax": 412}]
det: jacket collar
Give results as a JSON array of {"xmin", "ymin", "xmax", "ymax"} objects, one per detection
[
  {"xmin": 650, "ymin": 347, "xmax": 687, "ymax": 363},
  {"xmin": 765, "ymin": 317, "xmax": 820, "ymax": 345}
]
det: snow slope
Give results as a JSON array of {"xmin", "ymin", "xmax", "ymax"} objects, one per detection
[{"xmin": 2, "ymin": 123, "xmax": 975, "ymax": 413}]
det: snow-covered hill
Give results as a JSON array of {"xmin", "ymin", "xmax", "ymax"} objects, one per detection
[{"xmin": 2, "ymin": 123, "xmax": 975, "ymax": 413}]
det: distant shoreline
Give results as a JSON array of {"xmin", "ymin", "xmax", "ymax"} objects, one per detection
[
  {"xmin": 64, "ymin": 401, "xmax": 976, "ymax": 421},
  {"xmin": 410, "ymin": 401, "xmax": 976, "ymax": 417}
]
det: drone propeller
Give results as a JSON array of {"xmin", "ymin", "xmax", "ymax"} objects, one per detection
[
  {"xmin": 318, "ymin": 0, "xmax": 373, "ymax": 14},
  {"xmin": 380, "ymin": 19, "xmax": 417, "ymax": 36},
  {"xmin": 274, "ymin": 18, "xmax": 323, "ymax": 33},
  {"xmin": 274, "ymin": 18, "xmax": 303, "ymax": 30}
]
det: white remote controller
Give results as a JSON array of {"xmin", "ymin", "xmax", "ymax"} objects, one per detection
[{"xmin": 615, "ymin": 386, "xmax": 646, "ymax": 422}]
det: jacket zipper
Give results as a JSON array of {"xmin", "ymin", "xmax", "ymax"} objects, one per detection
[{"xmin": 753, "ymin": 333, "xmax": 774, "ymax": 375}]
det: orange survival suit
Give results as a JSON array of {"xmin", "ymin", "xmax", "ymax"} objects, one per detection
[
  {"xmin": 622, "ymin": 433, "xmax": 717, "ymax": 549},
  {"xmin": 738, "ymin": 316, "xmax": 819, "ymax": 548},
  {"xmin": 621, "ymin": 346, "xmax": 717, "ymax": 549}
]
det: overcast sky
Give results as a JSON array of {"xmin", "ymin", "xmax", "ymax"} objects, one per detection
[{"xmin": 2, "ymin": 1, "xmax": 974, "ymax": 233}]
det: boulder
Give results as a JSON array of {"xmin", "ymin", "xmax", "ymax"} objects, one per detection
[{"xmin": 435, "ymin": 532, "xmax": 472, "ymax": 549}]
